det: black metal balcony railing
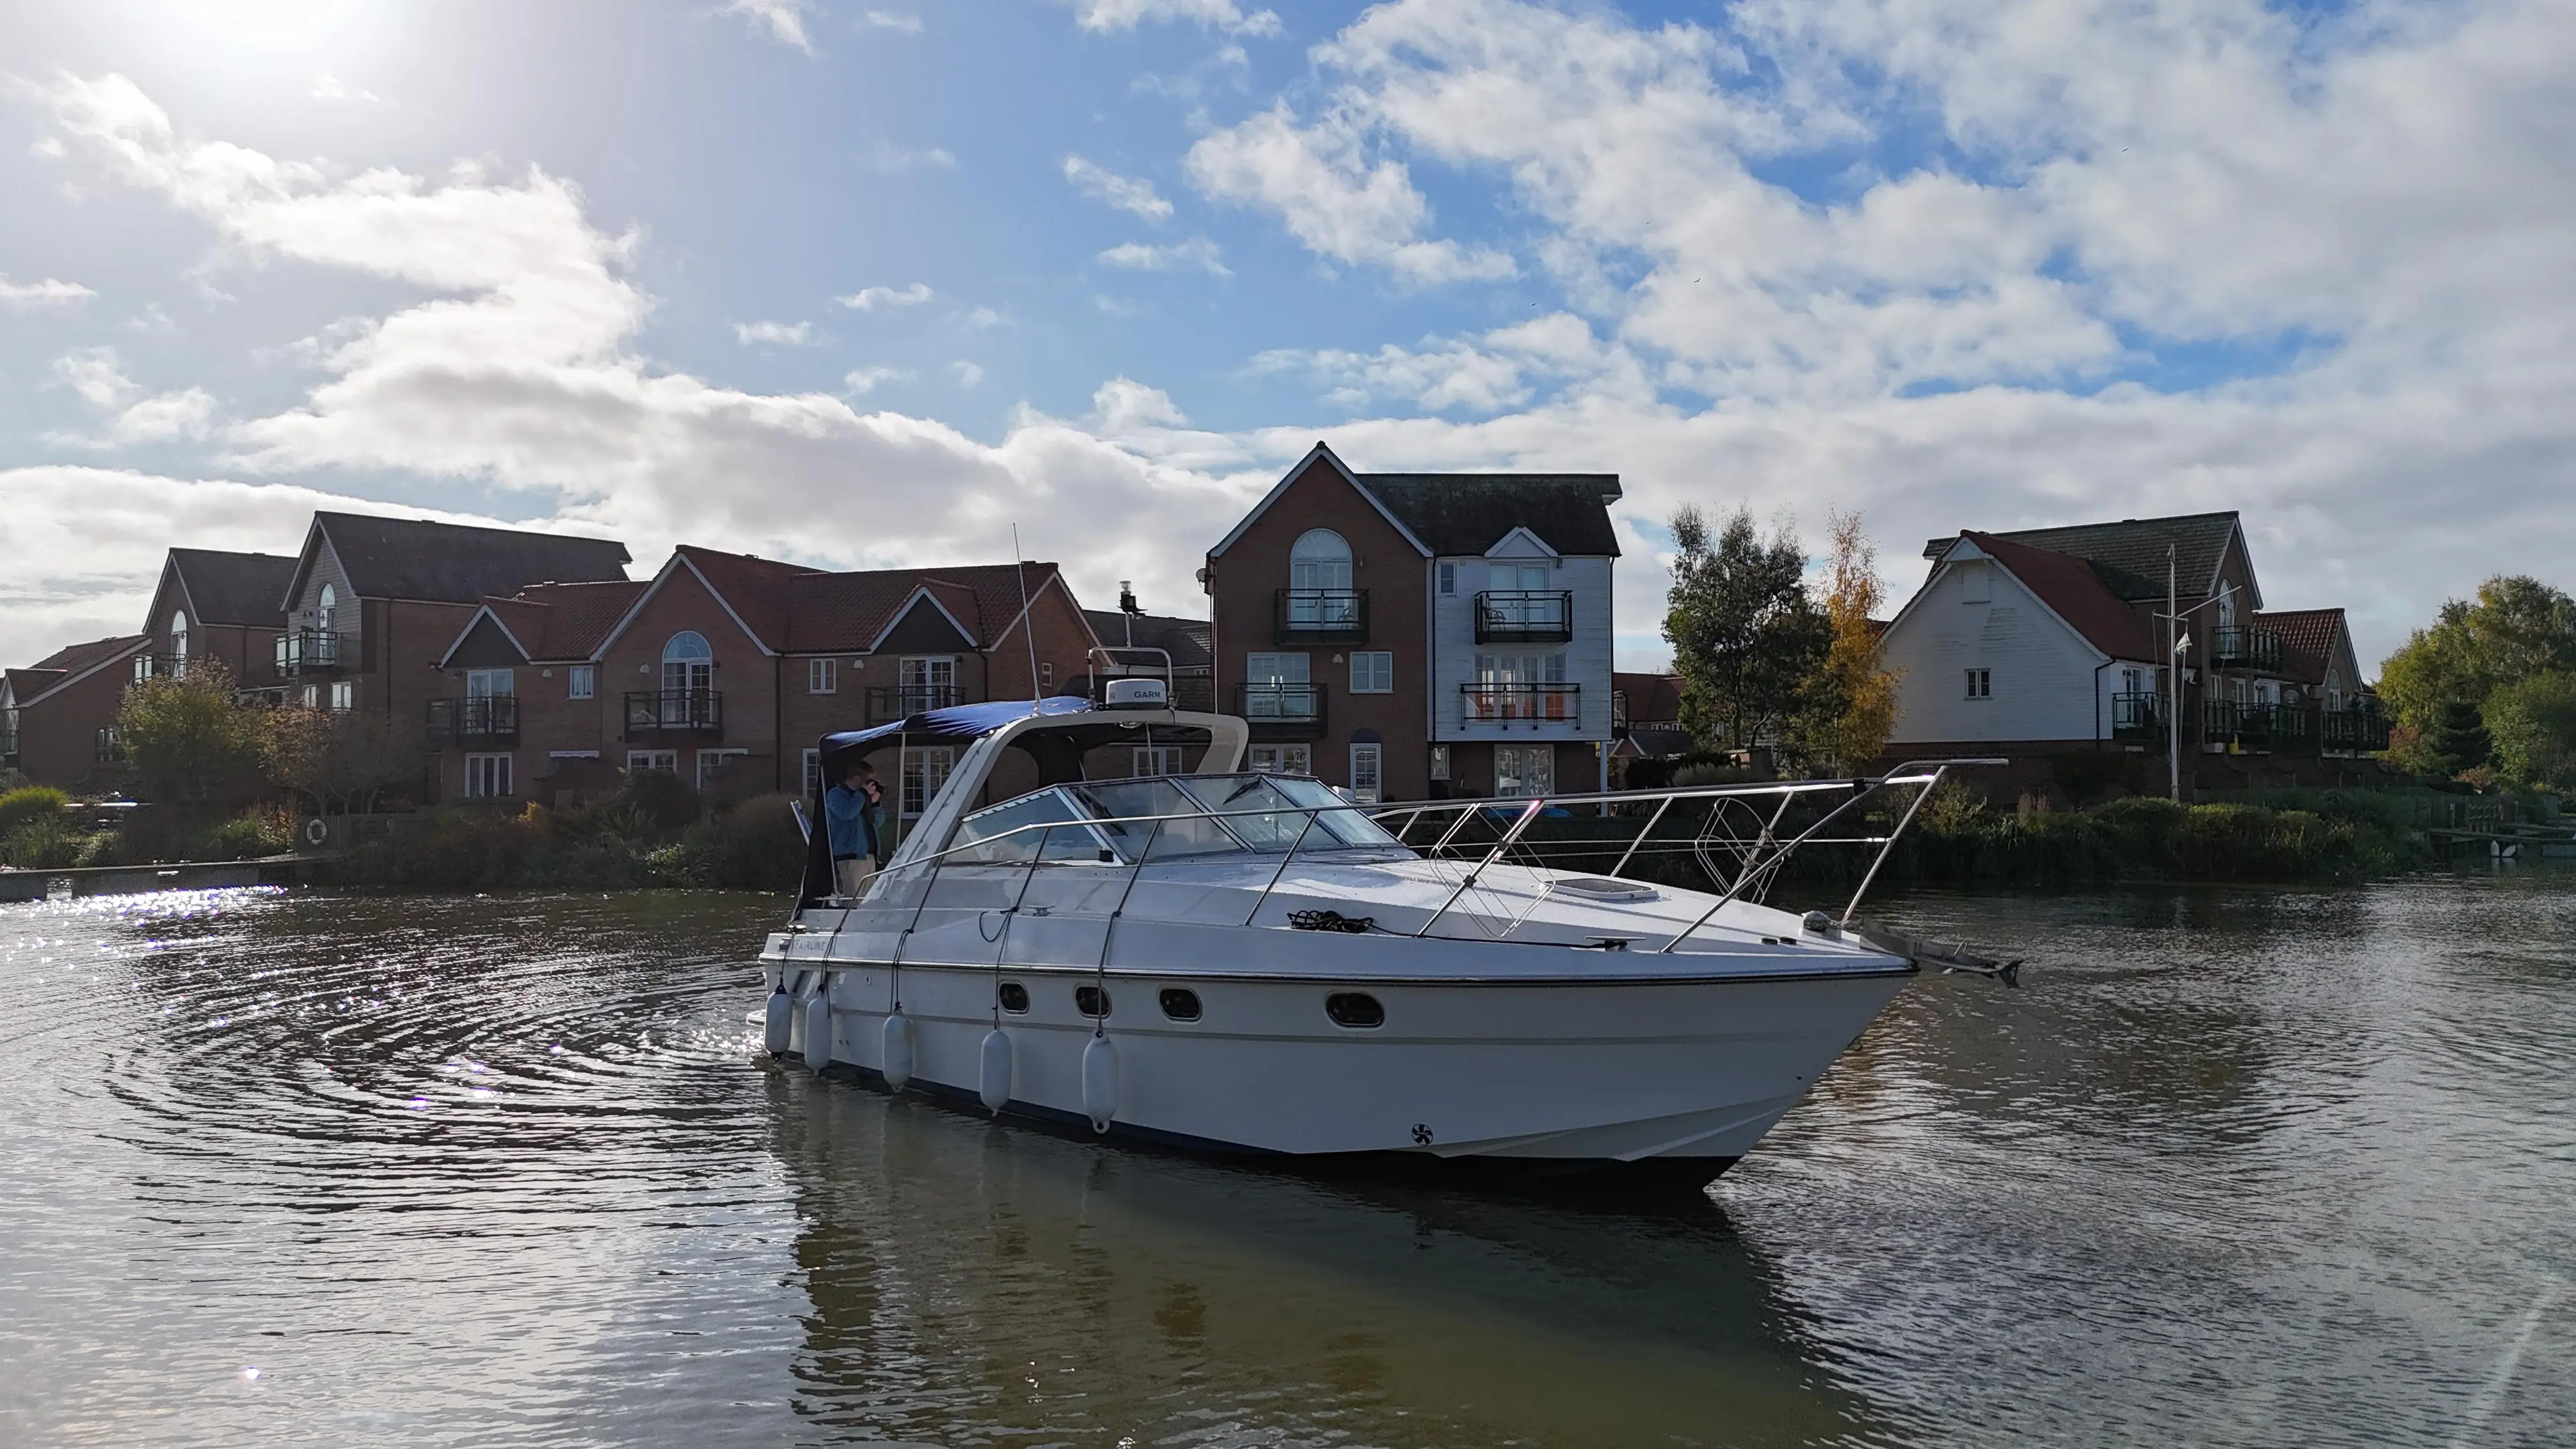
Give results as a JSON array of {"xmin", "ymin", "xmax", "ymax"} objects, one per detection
[
  {"xmin": 1462, "ymin": 681, "xmax": 1582, "ymax": 724},
  {"xmin": 2322, "ymin": 703, "xmax": 2392, "ymax": 753},
  {"xmin": 1475, "ymin": 590, "xmax": 1575, "ymax": 645},
  {"xmin": 1237, "ymin": 682, "xmax": 1326, "ymax": 737},
  {"xmin": 427, "ymin": 696, "xmax": 520, "ymax": 744},
  {"xmin": 275, "ymin": 629, "xmax": 349, "ymax": 677},
  {"xmin": 623, "ymin": 689, "xmax": 723, "ymax": 740},
  {"xmin": 1273, "ymin": 589, "xmax": 1369, "ymax": 643},
  {"xmin": 2202, "ymin": 699, "xmax": 2280, "ymax": 749},
  {"xmin": 132, "ymin": 654, "xmax": 191, "ymax": 683},
  {"xmin": 866, "ymin": 684, "xmax": 962, "ymax": 723},
  {"xmin": 2111, "ymin": 691, "xmax": 2168, "ymax": 743},
  {"xmin": 2211, "ymin": 626, "xmax": 2284, "ymax": 672}
]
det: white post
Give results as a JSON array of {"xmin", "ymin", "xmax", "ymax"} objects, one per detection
[{"xmin": 2168, "ymin": 547, "xmax": 2181, "ymax": 802}]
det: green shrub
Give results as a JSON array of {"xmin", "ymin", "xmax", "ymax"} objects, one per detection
[
  {"xmin": 668, "ymin": 794, "xmax": 808, "ymax": 891},
  {"xmin": 0, "ymin": 786, "xmax": 70, "ymax": 834},
  {"xmin": 197, "ymin": 813, "xmax": 291, "ymax": 861},
  {"xmin": 1, "ymin": 815, "xmax": 90, "ymax": 870}
]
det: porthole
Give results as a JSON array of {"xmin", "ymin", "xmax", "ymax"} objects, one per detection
[
  {"xmin": 1075, "ymin": 985, "xmax": 1112, "ymax": 1018},
  {"xmin": 1324, "ymin": 992, "xmax": 1384, "ymax": 1029},
  {"xmin": 1159, "ymin": 988, "xmax": 1202, "ymax": 1022},
  {"xmin": 997, "ymin": 981, "xmax": 1030, "ymax": 1014}
]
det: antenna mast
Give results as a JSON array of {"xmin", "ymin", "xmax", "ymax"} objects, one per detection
[{"xmin": 1011, "ymin": 525, "xmax": 1042, "ymax": 710}]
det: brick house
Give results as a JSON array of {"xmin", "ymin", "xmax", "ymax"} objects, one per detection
[
  {"xmin": 1610, "ymin": 671, "xmax": 1690, "ymax": 777},
  {"xmin": 132, "ymin": 548, "xmax": 298, "ymax": 696},
  {"xmin": 1880, "ymin": 511, "xmax": 2387, "ymax": 798},
  {"xmin": 1081, "ymin": 604, "xmax": 1213, "ymax": 712},
  {"xmin": 1204, "ymin": 442, "xmax": 1621, "ymax": 804},
  {"xmin": 2, "ymin": 634, "xmax": 151, "ymax": 791},
  {"xmin": 275, "ymin": 512, "xmax": 633, "ymax": 801},
  {"xmin": 428, "ymin": 545, "xmax": 1101, "ymax": 817}
]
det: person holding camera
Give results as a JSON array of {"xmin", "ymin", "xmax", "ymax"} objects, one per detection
[{"xmin": 824, "ymin": 759, "xmax": 889, "ymax": 900}]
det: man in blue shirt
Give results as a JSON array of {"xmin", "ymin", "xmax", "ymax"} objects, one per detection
[{"xmin": 824, "ymin": 759, "xmax": 887, "ymax": 899}]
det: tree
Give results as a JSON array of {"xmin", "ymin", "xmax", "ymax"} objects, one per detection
[
  {"xmin": 117, "ymin": 662, "xmax": 264, "ymax": 802},
  {"xmin": 2483, "ymin": 671, "xmax": 2576, "ymax": 793},
  {"xmin": 2418, "ymin": 698, "xmax": 2494, "ymax": 781},
  {"xmin": 1793, "ymin": 508, "xmax": 1902, "ymax": 772},
  {"xmin": 263, "ymin": 707, "xmax": 417, "ymax": 818},
  {"xmin": 1663, "ymin": 504, "xmax": 1831, "ymax": 756},
  {"xmin": 2380, "ymin": 575, "xmax": 2576, "ymax": 740}
]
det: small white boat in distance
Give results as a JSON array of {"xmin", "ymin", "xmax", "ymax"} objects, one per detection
[{"xmin": 762, "ymin": 694, "xmax": 1989, "ymax": 1187}]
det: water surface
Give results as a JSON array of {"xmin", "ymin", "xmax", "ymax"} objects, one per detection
[{"xmin": 1, "ymin": 877, "xmax": 2568, "ymax": 1447}]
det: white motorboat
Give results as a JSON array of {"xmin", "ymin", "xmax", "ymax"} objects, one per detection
[{"xmin": 760, "ymin": 692, "xmax": 1986, "ymax": 1186}]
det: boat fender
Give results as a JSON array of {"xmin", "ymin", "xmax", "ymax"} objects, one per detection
[
  {"xmin": 1080, "ymin": 1035, "xmax": 1118, "ymax": 1133},
  {"xmin": 803, "ymin": 982, "xmax": 834, "ymax": 1071},
  {"xmin": 763, "ymin": 985, "xmax": 794, "ymax": 1055},
  {"xmin": 978, "ymin": 1029, "xmax": 1012, "ymax": 1113},
  {"xmin": 882, "ymin": 1011, "xmax": 914, "ymax": 1092}
]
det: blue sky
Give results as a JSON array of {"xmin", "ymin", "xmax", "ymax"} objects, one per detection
[{"xmin": 3, "ymin": 0, "xmax": 2571, "ymax": 671}]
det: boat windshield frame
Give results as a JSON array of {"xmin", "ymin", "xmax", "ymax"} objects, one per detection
[{"xmin": 947, "ymin": 772, "xmax": 1413, "ymax": 868}]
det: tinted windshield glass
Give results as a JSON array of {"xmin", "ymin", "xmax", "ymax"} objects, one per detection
[
  {"xmin": 1262, "ymin": 776, "xmax": 1411, "ymax": 850},
  {"xmin": 1073, "ymin": 779, "xmax": 1244, "ymax": 860},
  {"xmin": 1174, "ymin": 775, "xmax": 1310, "ymax": 852},
  {"xmin": 952, "ymin": 789, "xmax": 1108, "ymax": 864}
]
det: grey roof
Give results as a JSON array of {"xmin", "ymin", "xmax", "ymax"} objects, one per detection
[
  {"xmin": 308, "ymin": 512, "xmax": 630, "ymax": 604},
  {"xmin": 168, "ymin": 549, "xmax": 297, "ymax": 627},
  {"xmin": 1084, "ymin": 609, "xmax": 1211, "ymax": 671},
  {"xmin": 1355, "ymin": 473, "xmax": 1623, "ymax": 557},
  {"xmin": 1926, "ymin": 512, "xmax": 2239, "ymax": 601}
]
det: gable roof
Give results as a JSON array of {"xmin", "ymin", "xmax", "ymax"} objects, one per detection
[
  {"xmin": 602, "ymin": 546, "xmax": 1089, "ymax": 659},
  {"xmin": 290, "ymin": 512, "xmax": 630, "ymax": 606},
  {"xmin": 441, "ymin": 580, "xmax": 651, "ymax": 666},
  {"xmin": 1613, "ymin": 671, "xmax": 1683, "ymax": 723},
  {"xmin": 1208, "ymin": 441, "xmax": 1623, "ymax": 560},
  {"xmin": 1354, "ymin": 472, "xmax": 1623, "ymax": 557},
  {"xmin": 2253, "ymin": 607, "xmax": 2347, "ymax": 685},
  {"xmin": 1084, "ymin": 610, "xmax": 1212, "ymax": 671},
  {"xmin": 166, "ymin": 549, "xmax": 298, "ymax": 628},
  {"xmin": 1959, "ymin": 532, "xmax": 2160, "ymax": 661},
  {"xmin": 1930, "ymin": 512, "xmax": 2241, "ymax": 603},
  {"xmin": 8, "ymin": 634, "xmax": 151, "ymax": 708}
]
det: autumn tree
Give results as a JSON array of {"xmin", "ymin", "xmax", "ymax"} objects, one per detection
[
  {"xmin": 116, "ymin": 661, "xmax": 264, "ymax": 803},
  {"xmin": 263, "ymin": 707, "xmax": 417, "ymax": 818},
  {"xmin": 2379, "ymin": 574, "xmax": 2576, "ymax": 777},
  {"xmin": 1662, "ymin": 505, "xmax": 1830, "ymax": 755},
  {"xmin": 1793, "ymin": 509, "xmax": 1902, "ymax": 772}
]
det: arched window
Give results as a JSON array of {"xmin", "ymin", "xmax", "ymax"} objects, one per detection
[
  {"xmin": 169, "ymin": 611, "xmax": 188, "ymax": 659},
  {"xmin": 318, "ymin": 584, "xmax": 337, "ymax": 631},
  {"xmin": 1289, "ymin": 529, "xmax": 1352, "ymax": 592},
  {"xmin": 663, "ymin": 631, "xmax": 714, "ymax": 696}
]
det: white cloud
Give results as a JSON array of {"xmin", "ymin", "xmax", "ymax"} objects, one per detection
[
  {"xmin": 1186, "ymin": 102, "xmax": 1516, "ymax": 285},
  {"xmin": 51, "ymin": 346, "xmax": 137, "ymax": 407},
  {"xmin": 950, "ymin": 360, "xmax": 985, "ymax": 387},
  {"xmin": 309, "ymin": 73, "xmax": 381, "ymax": 103},
  {"xmin": 834, "ymin": 282, "xmax": 933, "ymax": 310},
  {"xmin": 1092, "ymin": 377, "xmax": 1188, "ymax": 431},
  {"xmin": 723, "ymin": 0, "xmax": 815, "ymax": 52},
  {"xmin": 108, "ymin": 387, "xmax": 217, "ymax": 444},
  {"xmin": 1097, "ymin": 237, "xmax": 1229, "ymax": 275},
  {"xmin": 841, "ymin": 366, "xmax": 910, "ymax": 395},
  {"xmin": 733, "ymin": 319, "xmax": 815, "ymax": 346},
  {"xmin": 963, "ymin": 306, "xmax": 1002, "ymax": 328},
  {"xmin": 1062, "ymin": 155, "xmax": 1173, "ymax": 222},
  {"xmin": 861, "ymin": 11, "xmax": 922, "ymax": 33},
  {"xmin": 46, "ymin": 346, "xmax": 217, "ymax": 447},
  {"xmin": 0, "ymin": 274, "xmax": 96, "ymax": 307},
  {"xmin": 1063, "ymin": 0, "xmax": 1279, "ymax": 36},
  {"xmin": 860, "ymin": 139, "xmax": 955, "ymax": 172}
]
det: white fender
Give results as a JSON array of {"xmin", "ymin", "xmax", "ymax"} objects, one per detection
[
  {"xmin": 802, "ymin": 984, "xmax": 834, "ymax": 1070},
  {"xmin": 1080, "ymin": 1034, "xmax": 1118, "ymax": 1133},
  {"xmin": 763, "ymin": 986, "xmax": 793, "ymax": 1055},
  {"xmin": 978, "ymin": 1029, "xmax": 1012, "ymax": 1112},
  {"xmin": 882, "ymin": 1011, "xmax": 914, "ymax": 1092}
]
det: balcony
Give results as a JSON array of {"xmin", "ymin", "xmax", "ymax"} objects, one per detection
[
  {"xmin": 623, "ymin": 689, "xmax": 723, "ymax": 741},
  {"xmin": 1273, "ymin": 589, "xmax": 1369, "ymax": 644},
  {"xmin": 427, "ymin": 695, "xmax": 520, "ymax": 746},
  {"xmin": 274, "ymin": 629, "xmax": 350, "ymax": 677},
  {"xmin": 1475, "ymin": 590, "xmax": 1574, "ymax": 645},
  {"xmin": 2322, "ymin": 703, "xmax": 2391, "ymax": 754},
  {"xmin": 1462, "ymin": 682, "xmax": 1582, "ymax": 726},
  {"xmin": 2201, "ymin": 699, "xmax": 2280, "ymax": 751},
  {"xmin": 1236, "ymin": 682, "xmax": 1326, "ymax": 739},
  {"xmin": 2211, "ymin": 626, "xmax": 2283, "ymax": 672},
  {"xmin": 866, "ymin": 684, "xmax": 962, "ymax": 724},
  {"xmin": 132, "ymin": 654, "xmax": 191, "ymax": 683},
  {"xmin": 2111, "ymin": 691, "xmax": 2168, "ymax": 744}
]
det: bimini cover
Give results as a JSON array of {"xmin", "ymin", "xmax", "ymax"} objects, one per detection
[{"xmin": 820, "ymin": 694, "xmax": 1094, "ymax": 755}]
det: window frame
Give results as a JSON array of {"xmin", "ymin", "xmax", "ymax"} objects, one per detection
[
  {"xmin": 808, "ymin": 657, "xmax": 838, "ymax": 695},
  {"xmin": 1965, "ymin": 668, "xmax": 1992, "ymax": 700},
  {"xmin": 464, "ymin": 753, "xmax": 514, "ymax": 799},
  {"xmin": 695, "ymin": 749, "xmax": 748, "ymax": 791},
  {"xmin": 802, "ymin": 747, "xmax": 824, "ymax": 799},
  {"xmin": 328, "ymin": 680, "xmax": 355, "ymax": 713},
  {"xmin": 1349, "ymin": 650, "xmax": 1393, "ymax": 694},
  {"xmin": 567, "ymin": 663, "xmax": 595, "ymax": 700},
  {"xmin": 627, "ymin": 749, "xmax": 678, "ymax": 773},
  {"xmin": 901, "ymin": 745, "xmax": 955, "ymax": 818},
  {"xmin": 1133, "ymin": 744, "xmax": 1184, "ymax": 778},
  {"xmin": 1348, "ymin": 743, "xmax": 1383, "ymax": 805},
  {"xmin": 1247, "ymin": 744, "xmax": 1313, "ymax": 776}
]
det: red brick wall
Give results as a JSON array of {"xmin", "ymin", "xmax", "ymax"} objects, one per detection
[
  {"xmin": 1208, "ymin": 457, "xmax": 1430, "ymax": 799},
  {"xmin": 596, "ymin": 567, "xmax": 779, "ymax": 800},
  {"xmin": 14, "ymin": 655, "xmax": 139, "ymax": 792}
]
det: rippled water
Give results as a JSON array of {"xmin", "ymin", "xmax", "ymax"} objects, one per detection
[{"xmin": 1, "ymin": 877, "xmax": 2570, "ymax": 1448}]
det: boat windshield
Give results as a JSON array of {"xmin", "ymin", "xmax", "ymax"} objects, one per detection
[
  {"xmin": 951, "ymin": 788, "xmax": 1116, "ymax": 864},
  {"xmin": 1064, "ymin": 773, "xmax": 1412, "ymax": 861},
  {"xmin": 1178, "ymin": 774, "xmax": 1408, "ymax": 852}
]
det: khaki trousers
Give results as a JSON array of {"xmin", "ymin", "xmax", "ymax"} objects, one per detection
[{"xmin": 834, "ymin": 857, "xmax": 877, "ymax": 899}]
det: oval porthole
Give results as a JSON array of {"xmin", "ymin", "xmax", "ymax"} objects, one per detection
[
  {"xmin": 1075, "ymin": 985, "xmax": 1112, "ymax": 1018},
  {"xmin": 997, "ymin": 981, "xmax": 1030, "ymax": 1014},
  {"xmin": 1324, "ymin": 992, "xmax": 1384, "ymax": 1029},
  {"xmin": 1159, "ymin": 988, "xmax": 1202, "ymax": 1022}
]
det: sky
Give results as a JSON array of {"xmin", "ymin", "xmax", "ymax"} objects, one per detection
[{"xmin": 1, "ymin": 0, "xmax": 2570, "ymax": 673}]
